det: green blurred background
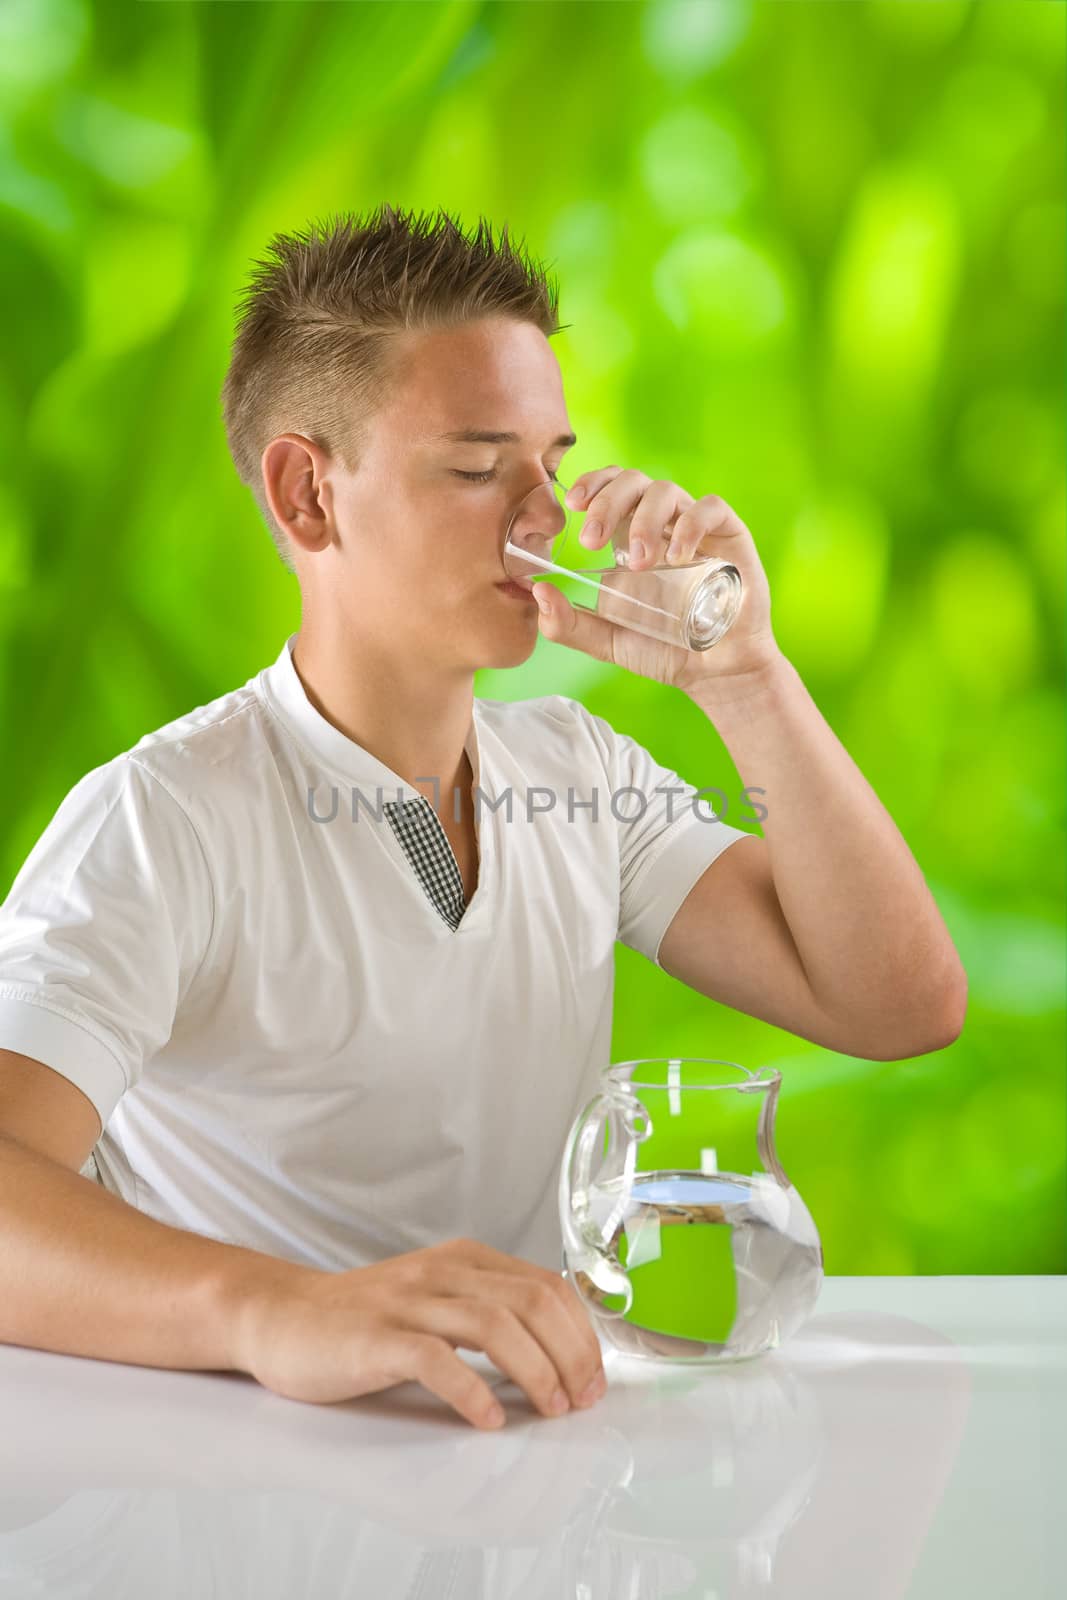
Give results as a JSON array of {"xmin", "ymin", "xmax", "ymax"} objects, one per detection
[{"xmin": 1, "ymin": 0, "xmax": 1063, "ymax": 1272}]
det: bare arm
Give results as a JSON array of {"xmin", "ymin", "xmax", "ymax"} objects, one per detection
[
  {"xmin": 0, "ymin": 1046, "xmax": 310, "ymax": 1370},
  {"xmin": 0, "ymin": 1050, "xmax": 605, "ymax": 1429},
  {"xmin": 0, "ymin": 1129, "xmax": 310, "ymax": 1371},
  {"xmin": 665, "ymin": 654, "xmax": 968, "ymax": 1058}
]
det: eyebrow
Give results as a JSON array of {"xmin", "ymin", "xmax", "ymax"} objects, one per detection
[{"xmin": 437, "ymin": 429, "xmax": 577, "ymax": 448}]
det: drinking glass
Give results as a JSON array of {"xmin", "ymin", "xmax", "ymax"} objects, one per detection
[
  {"xmin": 559, "ymin": 1059, "xmax": 823, "ymax": 1363},
  {"xmin": 502, "ymin": 478, "xmax": 744, "ymax": 651}
]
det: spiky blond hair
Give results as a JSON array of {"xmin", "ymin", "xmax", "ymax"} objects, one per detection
[{"xmin": 220, "ymin": 203, "xmax": 566, "ymax": 573}]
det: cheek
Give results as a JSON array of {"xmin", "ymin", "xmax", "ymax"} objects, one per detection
[{"xmin": 360, "ymin": 486, "xmax": 504, "ymax": 592}]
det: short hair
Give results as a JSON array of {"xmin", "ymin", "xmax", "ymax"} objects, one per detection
[{"xmin": 219, "ymin": 203, "xmax": 567, "ymax": 574}]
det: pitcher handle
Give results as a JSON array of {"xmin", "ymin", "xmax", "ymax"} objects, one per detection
[{"xmin": 559, "ymin": 1090, "xmax": 650, "ymax": 1319}]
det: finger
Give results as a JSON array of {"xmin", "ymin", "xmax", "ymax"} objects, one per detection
[
  {"xmin": 564, "ymin": 466, "xmax": 624, "ymax": 511},
  {"xmin": 444, "ymin": 1238, "xmax": 606, "ymax": 1389},
  {"xmin": 391, "ymin": 1330, "xmax": 509, "ymax": 1431},
  {"xmin": 661, "ymin": 505, "xmax": 708, "ymax": 567},
  {"xmin": 665, "ymin": 493, "xmax": 751, "ymax": 566},
  {"xmin": 575, "ymin": 469, "xmax": 651, "ymax": 552},
  {"xmin": 403, "ymin": 1293, "xmax": 576, "ymax": 1420},
  {"xmin": 478, "ymin": 1271, "xmax": 606, "ymax": 1408},
  {"xmin": 534, "ymin": 582, "xmax": 620, "ymax": 665},
  {"xmin": 627, "ymin": 481, "xmax": 690, "ymax": 568},
  {"xmin": 435, "ymin": 1268, "xmax": 604, "ymax": 1410}
]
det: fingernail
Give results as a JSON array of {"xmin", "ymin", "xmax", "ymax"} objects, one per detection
[
  {"xmin": 580, "ymin": 520, "xmax": 601, "ymax": 547},
  {"xmin": 630, "ymin": 537, "xmax": 645, "ymax": 564},
  {"xmin": 548, "ymin": 1388, "xmax": 570, "ymax": 1415},
  {"xmin": 567, "ymin": 487, "xmax": 585, "ymax": 506},
  {"xmin": 534, "ymin": 586, "xmax": 550, "ymax": 611},
  {"xmin": 666, "ymin": 543, "xmax": 682, "ymax": 564},
  {"xmin": 486, "ymin": 1401, "xmax": 506, "ymax": 1427},
  {"xmin": 577, "ymin": 1374, "xmax": 605, "ymax": 1407}
]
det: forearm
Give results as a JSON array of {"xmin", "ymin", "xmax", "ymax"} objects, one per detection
[
  {"xmin": 0, "ymin": 1133, "xmax": 317, "ymax": 1373},
  {"xmin": 689, "ymin": 652, "xmax": 967, "ymax": 1032}
]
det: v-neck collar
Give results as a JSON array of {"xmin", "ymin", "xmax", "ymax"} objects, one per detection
[{"xmin": 256, "ymin": 633, "xmax": 493, "ymax": 936}]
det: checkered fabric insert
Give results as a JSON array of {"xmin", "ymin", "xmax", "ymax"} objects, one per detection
[{"xmin": 383, "ymin": 795, "xmax": 467, "ymax": 930}]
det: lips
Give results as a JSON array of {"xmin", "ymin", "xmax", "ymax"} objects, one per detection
[{"xmin": 496, "ymin": 575, "xmax": 535, "ymax": 594}]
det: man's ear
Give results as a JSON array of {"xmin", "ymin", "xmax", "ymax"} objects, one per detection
[{"xmin": 264, "ymin": 434, "xmax": 332, "ymax": 556}]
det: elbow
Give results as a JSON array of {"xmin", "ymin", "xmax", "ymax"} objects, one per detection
[
  {"xmin": 938, "ymin": 967, "xmax": 969, "ymax": 1047},
  {"xmin": 895, "ymin": 966, "xmax": 966, "ymax": 1056},
  {"xmin": 849, "ymin": 968, "xmax": 969, "ymax": 1062},
  {"xmin": 925, "ymin": 955, "xmax": 969, "ymax": 1051}
]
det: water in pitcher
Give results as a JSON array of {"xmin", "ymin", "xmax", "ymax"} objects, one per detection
[{"xmin": 592, "ymin": 1169, "xmax": 824, "ymax": 1361}]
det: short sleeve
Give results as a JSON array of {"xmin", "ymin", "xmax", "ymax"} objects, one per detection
[
  {"xmin": 561, "ymin": 698, "xmax": 753, "ymax": 966},
  {"xmin": 0, "ymin": 756, "xmax": 215, "ymax": 1129}
]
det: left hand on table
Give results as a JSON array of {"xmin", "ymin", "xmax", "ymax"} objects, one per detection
[{"xmin": 534, "ymin": 466, "xmax": 781, "ymax": 696}]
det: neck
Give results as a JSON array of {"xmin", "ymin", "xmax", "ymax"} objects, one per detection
[{"xmin": 290, "ymin": 618, "xmax": 475, "ymax": 822}]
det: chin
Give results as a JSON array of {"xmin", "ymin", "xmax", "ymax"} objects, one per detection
[
  {"xmin": 479, "ymin": 637, "xmax": 540, "ymax": 670},
  {"xmin": 467, "ymin": 616, "xmax": 540, "ymax": 671}
]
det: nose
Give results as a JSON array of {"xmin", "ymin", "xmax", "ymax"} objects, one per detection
[
  {"xmin": 506, "ymin": 478, "xmax": 567, "ymax": 542},
  {"xmin": 501, "ymin": 479, "xmax": 568, "ymax": 582}
]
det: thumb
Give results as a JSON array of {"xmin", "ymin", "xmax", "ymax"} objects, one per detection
[{"xmin": 534, "ymin": 581, "xmax": 619, "ymax": 665}]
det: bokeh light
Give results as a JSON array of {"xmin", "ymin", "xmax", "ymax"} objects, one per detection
[{"xmin": 1, "ymin": 0, "xmax": 1062, "ymax": 1274}]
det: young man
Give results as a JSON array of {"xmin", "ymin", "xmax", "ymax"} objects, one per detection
[{"xmin": 0, "ymin": 206, "xmax": 966, "ymax": 1433}]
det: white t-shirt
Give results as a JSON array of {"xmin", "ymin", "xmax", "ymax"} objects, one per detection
[{"xmin": 0, "ymin": 633, "xmax": 750, "ymax": 1273}]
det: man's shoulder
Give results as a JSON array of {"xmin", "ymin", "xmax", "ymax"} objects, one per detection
[
  {"xmin": 91, "ymin": 672, "xmax": 273, "ymax": 824},
  {"xmin": 475, "ymin": 692, "xmax": 617, "ymax": 777},
  {"xmin": 127, "ymin": 677, "xmax": 263, "ymax": 765},
  {"xmin": 475, "ymin": 692, "xmax": 594, "ymax": 732},
  {"xmin": 475, "ymin": 691, "xmax": 603, "ymax": 746}
]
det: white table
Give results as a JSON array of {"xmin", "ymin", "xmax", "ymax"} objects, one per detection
[{"xmin": 1, "ymin": 1275, "xmax": 1063, "ymax": 1598}]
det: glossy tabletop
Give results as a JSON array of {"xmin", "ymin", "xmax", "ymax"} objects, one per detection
[{"xmin": 1, "ymin": 1275, "xmax": 1063, "ymax": 1598}]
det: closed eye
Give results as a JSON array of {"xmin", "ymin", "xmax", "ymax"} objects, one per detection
[{"xmin": 454, "ymin": 469, "xmax": 562, "ymax": 484}]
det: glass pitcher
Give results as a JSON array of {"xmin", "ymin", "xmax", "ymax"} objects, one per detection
[{"xmin": 559, "ymin": 1059, "xmax": 823, "ymax": 1363}]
